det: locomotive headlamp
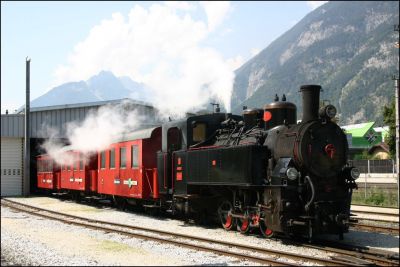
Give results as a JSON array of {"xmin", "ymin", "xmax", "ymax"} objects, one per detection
[
  {"xmin": 350, "ymin": 167, "xmax": 360, "ymax": 180},
  {"xmin": 286, "ymin": 168, "xmax": 298, "ymax": 180},
  {"xmin": 319, "ymin": 104, "xmax": 337, "ymax": 119},
  {"xmin": 325, "ymin": 105, "xmax": 337, "ymax": 118}
]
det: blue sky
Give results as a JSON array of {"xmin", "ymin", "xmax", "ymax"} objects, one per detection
[{"xmin": 1, "ymin": 1, "xmax": 326, "ymax": 114}]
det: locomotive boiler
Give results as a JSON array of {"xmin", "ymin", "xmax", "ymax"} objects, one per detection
[{"xmin": 156, "ymin": 84, "xmax": 359, "ymax": 240}]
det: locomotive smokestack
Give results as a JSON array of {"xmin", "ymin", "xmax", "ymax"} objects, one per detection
[{"xmin": 300, "ymin": 84, "xmax": 321, "ymax": 122}]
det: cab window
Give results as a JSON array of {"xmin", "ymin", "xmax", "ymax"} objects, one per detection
[{"xmin": 193, "ymin": 122, "xmax": 207, "ymax": 143}]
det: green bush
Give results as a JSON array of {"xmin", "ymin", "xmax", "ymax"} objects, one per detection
[
  {"xmin": 366, "ymin": 192, "xmax": 385, "ymax": 205},
  {"xmin": 351, "ymin": 186, "xmax": 398, "ymax": 207}
]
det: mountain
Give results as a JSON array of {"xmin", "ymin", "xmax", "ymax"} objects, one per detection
[
  {"xmin": 231, "ymin": 1, "xmax": 399, "ymax": 125},
  {"xmin": 31, "ymin": 71, "xmax": 149, "ymax": 108}
]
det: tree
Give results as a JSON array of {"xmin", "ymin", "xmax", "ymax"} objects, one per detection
[{"xmin": 383, "ymin": 98, "xmax": 395, "ymax": 157}]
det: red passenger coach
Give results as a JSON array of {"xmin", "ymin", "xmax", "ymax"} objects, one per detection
[
  {"xmin": 59, "ymin": 148, "xmax": 98, "ymax": 192},
  {"xmin": 37, "ymin": 155, "xmax": 61, "ymax": 190},
  {"xmin": 97, "ymin": 127, "xmax": 161, "ymax": 200}
]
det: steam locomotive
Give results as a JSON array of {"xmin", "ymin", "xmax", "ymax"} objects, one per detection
[{"xmin": 36, "ymin": 84, "xmax": 359, "ymax": 240}]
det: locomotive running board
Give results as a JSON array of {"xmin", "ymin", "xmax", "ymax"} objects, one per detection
[
  {"xmin": 142, "ymin": 204, "xmax": 161, "ymax": 209},
  {"xmin": 173, "ymin": 194, "xmax": 201, "ymax": 199}
]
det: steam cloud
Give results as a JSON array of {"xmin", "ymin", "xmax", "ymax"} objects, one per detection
[
  {"xmin": 53, "ymin": 2, "xmax": 234, "ymax": 115},
  {"xmin": 42, "ymin": 2, "xmax": 236, "ymax": 165},
  {"xmin": 41, "ymin": 101, "xmax": 149, "ymax": 166}
]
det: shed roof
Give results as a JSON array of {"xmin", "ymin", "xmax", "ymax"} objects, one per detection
[{"xmin": 341, "ymin": 122, "xmax": 375, "ymax": 137}]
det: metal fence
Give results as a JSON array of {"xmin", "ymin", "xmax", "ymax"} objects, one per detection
[
  {"xmin": 348, "ymin": 159, "xmax": 399, "ymax": 207},
  {"xmin": 348, "ymin": 159, "xmax": 396, "ymax": 173}
]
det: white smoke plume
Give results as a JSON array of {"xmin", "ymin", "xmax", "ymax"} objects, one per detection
[
  {"xmin": 53, "ymin": 2, "xmax": 234, "ymax": 116},
  {"xmin": 41, "ymin": 101, "xmax": 148, "ymax": 166},
  {"xmin": 42, "ymin": 2, "xmax": 236, "ymax": 164}
]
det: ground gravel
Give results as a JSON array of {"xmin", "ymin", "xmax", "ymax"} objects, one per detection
[{"xmin": 2, "ymin": 196, "xmax": 399, "ymax": 266}]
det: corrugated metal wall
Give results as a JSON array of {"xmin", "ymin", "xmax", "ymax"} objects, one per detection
[
  {"xmin": 29, "ymin": 106, "xmax": 95, "ymax": 138},
  {"xmin": 1, "ymin": 115, "xmax": 24, "ymax": 137},
  {"xmin": 1, "ymin": 101, "xmax": 157, "ymax": 139}
]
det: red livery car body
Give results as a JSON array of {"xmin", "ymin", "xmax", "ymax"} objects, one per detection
[
  {"xmin": 37, "ymin": 154, "xmax": 60, "ymax": 190},
  {"xmin": 60, "ymin": 149, "xmax": 98, "ymax": 192},
  {"xmin": 97, "ymin": 127, "xmax": 161, "ymax": 199}
]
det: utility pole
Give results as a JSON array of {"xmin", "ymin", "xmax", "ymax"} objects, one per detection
[
  {"xmin": 24, "ymin": 57, "xmax": 31, "ymax": 196},
  {"xmin": 394, "ymin": 24, "xmax": 399, "ymax": 207}
]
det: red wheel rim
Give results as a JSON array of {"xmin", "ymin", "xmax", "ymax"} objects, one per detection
[
  {"xmin": 224, "ymin": 215, "xmax": 233, "ymax": 229},
  {"xmin": 241, "ymin": 220, "xmax": 249, "ymax": 232},
  {"xmin": 260, "ymin": 220, "xmax": 274, "ymax": 238},
  {"xmin": 218, "ymin": 201, "xmax": 235, "ymax": 230},
  {"xmin": 265, "ymin": 228, "xmax": 273, "ymax": 236}
]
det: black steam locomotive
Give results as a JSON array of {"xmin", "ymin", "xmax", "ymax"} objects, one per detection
[{"xmin": 156, "ymin": 84, "xmax": 359, "ymax": 240}]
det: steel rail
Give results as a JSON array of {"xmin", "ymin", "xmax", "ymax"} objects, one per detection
[
  {"xmin": 352, "ymin": 210, "xmax": 398, "ymax": 217},
  {"xmin": 349, "ymin": 222, "xmax": 399, "ymax": 235},
  {"xmin": 300, "ymin": 241, "xmax": 399, "ymax": 266},
  {"xmin": 1, "ymin": 198, "xmax": 356, "ymax": 266}
]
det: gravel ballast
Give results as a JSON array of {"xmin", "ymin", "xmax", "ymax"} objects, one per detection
[{"xmin": 1, "ymin": 196, "xmax": 399, "ymax": 265}]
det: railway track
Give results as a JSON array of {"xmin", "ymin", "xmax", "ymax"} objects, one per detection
[
  {"xmin": 351, "ymin": 205, "xmax": 399, "ymax": 220},
  {"xmin": 2, "ymin": 198, "xmax": 390, "ymax": 266},
  {"xmin": 349, "ymin": 222, "xmax": 399, "ymax": 235}
]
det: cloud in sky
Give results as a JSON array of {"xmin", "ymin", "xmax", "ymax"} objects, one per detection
[
  {"xmin": 226, "ymin": 55, "xmax": 244, "ymax": 71},
  {"xmin": 199, "ymin": 1, "xmax": 232, "ymax": 32},
  {"xmin": 306, "ymin": 1, "xmax": 328, "ymax": 10},
  {"xmin": 53, "ymin": 2, "xmax": 233, "ymax": 116}
]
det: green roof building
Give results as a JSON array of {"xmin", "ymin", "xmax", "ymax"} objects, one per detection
[{"xmin": 341, "ymin": 122, "xmax": 382, "ymax": 148}]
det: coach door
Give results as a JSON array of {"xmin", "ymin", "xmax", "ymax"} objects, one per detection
[{"xmin": 157, "ymin": 127, "xmax": 182, "ymax": 194}]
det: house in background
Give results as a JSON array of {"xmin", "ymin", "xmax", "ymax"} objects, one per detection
[
  {"xmin": 340, "ymin": 122, "xmax": 383, "ymax": 159},
  {"xmin": 368, "ymin": 143, "xmax": 390, "ymax": 159}
]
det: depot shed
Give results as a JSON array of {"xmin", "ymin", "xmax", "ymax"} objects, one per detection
[
  {"xmin": 1, "ymin": 98, "xmax": 157, "ymax": 197},
  {"xmin": 1, "ymin": 114, "xmax": 24, "ymax": 196}
]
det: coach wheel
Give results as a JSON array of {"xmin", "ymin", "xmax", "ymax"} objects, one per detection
[
  {"xmin": 113, "ymin": 196, "xmax": 127, "ymax": 211},
  {"xmin": 72, "ymin": 192, "xmax": 81, "ymax": 203},
  {"xmin": 259, "ymin": 220, "xmax": 274, "ymax": 238},
  {"xmin": 218, "ymin": 200, "xmax": 235, "ymax": 230},
  {"xmin": 237, "ymin": 214, "xmax": 250, "ymax": 234}
]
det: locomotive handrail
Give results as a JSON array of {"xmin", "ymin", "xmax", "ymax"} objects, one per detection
[
  {"xmin": 304, "ymin": 175, "xmax": 315, "ymax": 212},
  {"xmin": 144, "ymin": 168, "xmax": 153, "ymax": 195}
]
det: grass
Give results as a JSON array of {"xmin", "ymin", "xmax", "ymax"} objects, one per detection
[
  {"xmin": 98, "ymin": 240, "xmax": 137, "ymax": 252},
  {"xmin": 351, "ymin": 186, "xmax": 399, "ymax": 207}
]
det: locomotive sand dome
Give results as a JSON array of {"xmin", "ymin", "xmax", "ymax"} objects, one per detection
[
  {"xmin": 263, "ymin": 94, "xmax": 296, "ymax": 130},
  {"xmin": 242, "ymin": 108, "xmax": 263, "ymax": 130}
]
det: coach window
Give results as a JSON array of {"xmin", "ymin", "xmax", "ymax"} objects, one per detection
[
  {"xmin": 192, "ymin": 122, "xmax": 207, "ymax": 143},
  {"xmin": 74, "ymin": 156, "xmax": 78, "ymax": 171},
  {"xmin": 110, "ymin": 148, "xmax": 115, "ymax": 169},
  {"xmin": 132, "ymin": 145, "xmax": 139, "ymax": 168},
  {"xmin": 49, "ymin": 160, "xmax": 53, "ymax": 171},
  {"xmin": 100, "ymin": 151, "xmax": 106, "ymax": 169},
  {"xmin": 120, "ymin": 147, "xmax": 126, "ymax": 168},
  {"xmin": 79, "ymin": 156, "xmax": 84, "ymax": 170}
]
